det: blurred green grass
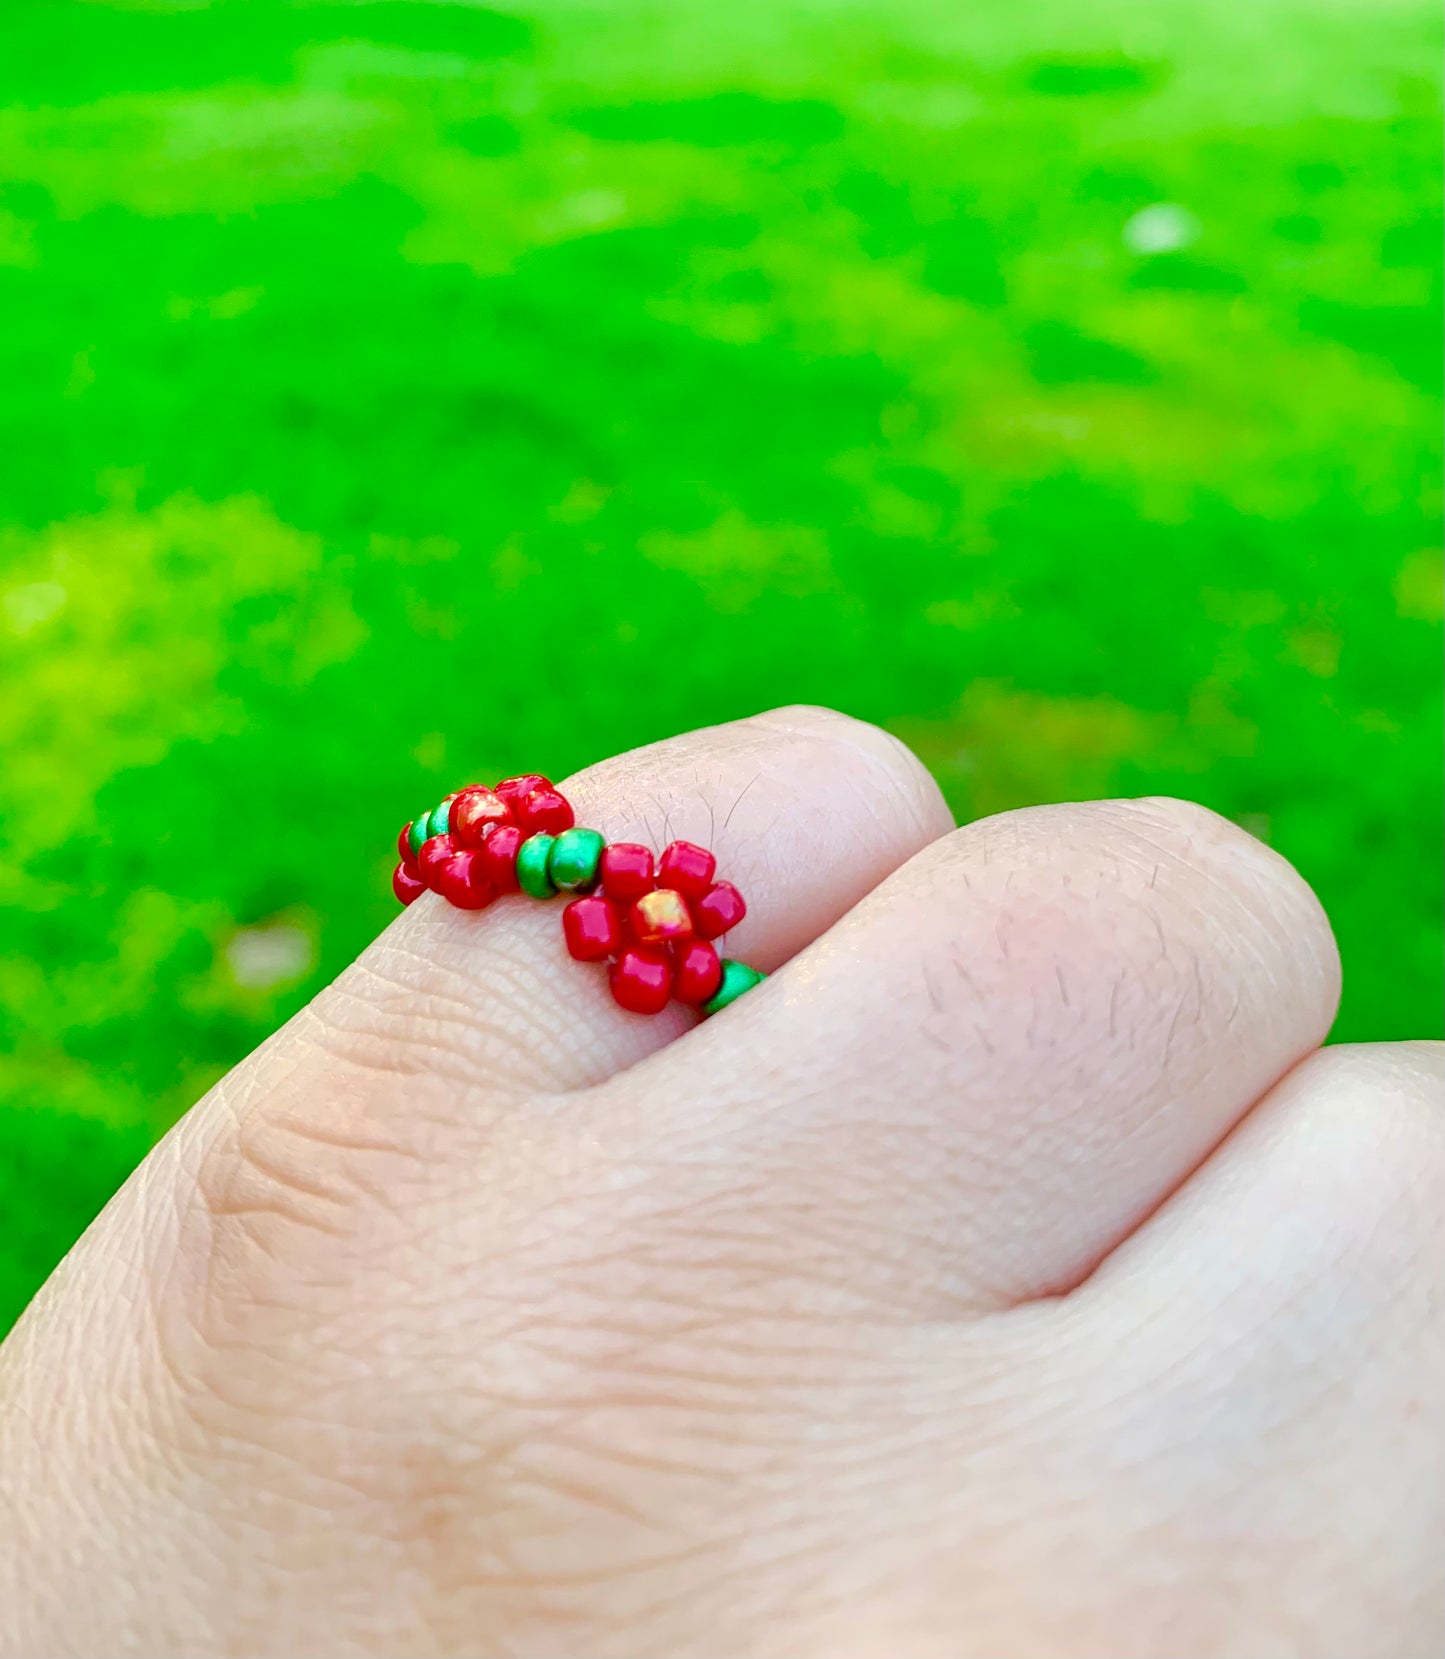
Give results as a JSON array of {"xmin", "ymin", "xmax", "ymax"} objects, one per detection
[{"xmin": 1, "ymin": 0, "xmax": 1440, "ymax": 1332}]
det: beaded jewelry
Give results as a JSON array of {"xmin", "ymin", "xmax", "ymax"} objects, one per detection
[{"xmin": 392, "ymin": 777, "xmax": 765, "ymax": 1018}]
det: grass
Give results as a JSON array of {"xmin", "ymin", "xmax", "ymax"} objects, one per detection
[{"xmin": 0, "ymin": 0, "xmax": 1439, "ymax": 1333}]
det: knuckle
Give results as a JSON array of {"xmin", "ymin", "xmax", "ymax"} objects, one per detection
[
  {"xmin": 1100, "ymin": 794, "xmax": 1291, "ymax": 879},
  {"xmin": 1250, "ymin": 1043, "xmax": 1445, "ymax": 1268},
  {"xmin": 749, "ymin": 700, "xmax": 862, "ymax": 733},
  {"xmin": 753, "ymin": 705, "xmax": 951, "ymax": 836},
  {"xmin": 1297, "ymin": 1041, "xmax": 1445, "ymax": 1149},
  {"xmin": 1282, "ymin": 1043, "xmax": 1445, "ymax": 1283},
  {"xmin": 1111, "ymin": 796, "xmax": 1326, "ymax": 922},
  {"xmin": 889, "ymin": 794, "xmax": 1339, "ymax": 1076},
  {"xmin": 1062, "ymin": 796, "xmax": 1339, "ymax": 1008}
]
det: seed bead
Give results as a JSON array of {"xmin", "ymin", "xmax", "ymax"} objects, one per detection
[
  {"xmin": 418, "ymin": 833, "xmax": 457, "ymax": 888},
  {"xmin": 600, "ymin": 842, "xmax": 654, "ymax": 901},
  {"xmin": 495, "ymin": 774, "xmax": 551, "ymax": 810},
  {"xmin": 516, "ymin": 833, "xmax": 558, "ymax": 899},
  {"xmin": 517, "ymin": 787, "xmax": 575, "ymax": 836},
  {"xmin": 700, "ymin": 958, "xmax": 765, "ymax": 1017},
  {"xmin": 563, "ymin": 894, "xmax": 624, "ymax": 962},
  {"xmin": 673, "ymin": 939, "xmax": 723, "ymax": 1004},
  {"xmin": 693, "ymin": 880, "xmax": 746, "ymax": 940},
  {"xmin": 427, "ymin": 796, "xmax": 458, "ymax": 840},
  {"xmin": 480, "ymin": 823, "xmax": 524, "ymax": 892},
  {"xmin": 609, "ymin": 948, "xmax": 673, "ymax": 1015},
  {"xmin": 548, "ymin": 827, "xmax": 604, "ymax": 892},
  {"xmin": 435, "ymin": 851, "xmax": 496, "ymax": 911},
  {"xmin": 451, "ymin": 787, "xmax": 512, "ymax": 847},
  {"xmin": 393, "ymin": 863, "xmax": 426, "ymax": 906},
  {"xmin": 659, "ymin": 840, "xmax": 716, "ymax": 900},
  {"xmin": 632, "ymin": 889, "xmax": 693, "ymax": 946}
]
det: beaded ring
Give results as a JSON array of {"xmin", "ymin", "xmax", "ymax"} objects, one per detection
[{"xmin": 391, "ymin": 776, "xmax": 765, "ymax": 1018}]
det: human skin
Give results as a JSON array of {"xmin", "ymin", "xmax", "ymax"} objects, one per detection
[{"xmin": 0, "ymin": 706, "xmax": 1439, "ymax": 1658}]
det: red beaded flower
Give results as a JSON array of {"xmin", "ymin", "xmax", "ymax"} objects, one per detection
[{"xmin": 563, "ymin": 839, "xmax": 748, "ymax": 1014}]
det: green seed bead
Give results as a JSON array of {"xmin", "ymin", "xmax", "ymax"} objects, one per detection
[
  {"xmin": 516, "ymin": 833, "xmax": 558, "ymax": 898},
  {"xmin": 428, "ymin": 799, "xmax": 453, "ymax": 840},
  {"xmin": 548, "ymin": 827, "xmax": 604, "ymax": 892},
  {"xmin": 701, "ymin": 959, "xmax": 766, "ymax": 1018},
  {"xmin": 407, "ymin": 814, "xmax": 431, "ymax": 858}
]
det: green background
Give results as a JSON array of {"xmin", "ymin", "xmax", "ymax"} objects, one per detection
[{"xmin": 1, "ymin": 0, "xmax": 1440, "ymax": 1333}]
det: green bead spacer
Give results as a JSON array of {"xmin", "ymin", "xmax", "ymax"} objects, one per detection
[
  {"xmin": 701, "ymin": 959, "xmax": 766, "ymax": 1018},
  {"xmin": 427, "ymin": 799, "xmax": 453, "ymax": 840},
  {"xmin": 516, "ymin": 833, "xmax": 558, "ymax": 898},
  {"xmin": 407, "ymin": 814, "xmax": 431, "ymax": 858},
  {"xmin": 548, "ymin": 827, "xmax": 604, "ymax": 892}
]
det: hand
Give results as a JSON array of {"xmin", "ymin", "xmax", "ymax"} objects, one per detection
[{"xmin": 2, "ymin": 707, "xmax": 1438, "ymax": 1658}]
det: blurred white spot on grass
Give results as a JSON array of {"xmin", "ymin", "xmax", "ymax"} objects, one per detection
[
  {"xmin": 544, "ymin": 189, "xmax": 626, "ymax": 234},
  {"xmin": 4, "ymin": 581, "xmax": 67, "ymax": 634},
  {"xmin": 1124, "ymin": 202, "xmax": 1200, "ymax": 255},
  {"xmin": 226, "ymin": 923, "xmax": 314, "ymax": 990}
]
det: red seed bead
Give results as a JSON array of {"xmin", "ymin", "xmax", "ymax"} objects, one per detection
[
  {"xmin": 397, "ymin": 823, "xmax": 415, "ymax": 863},
  {"xmin": 659, "ymin": 839, "xmax": 716, "ymax": 900},
  {"xmin": 673, "ymin": 938, "xmax": 722, "ymax": 1004},
  {"xmin": 692, "ymin": 880, "xmax": 746, "ymax": 940},
  {"xmin": 494, "ymin": 773, "xmax": 551, "ymax": 809},
  {"xmin": 451, "ymin": 786, "xmax": 512, "ymax": 846},
  {"xmin": 417, "ymin": 833, "xmax": 457, "ymax": 888},
  {"xmin": 392, "ymin": 862, "xmax": 426, "ymax": 906},
  {"xmin": 609, "ymin": 947, "xmax": 673, "ymax": 1015},
  {"xmin": 434, "ymin": 850, "xmax": 497, "ymax": 911},
  {"xmin": 631, "ymin": 888, "xmax": 694, "ymax": 946},
  {"xmin": 478, "ymin": 822, "xmax": 524, "ymax": 892},
  {"xmin": 600, "ymin": 841, "xmax": 655, "ymax": 901},
  {"xmin": 516, "ymin": 787, "xmax": 574, "ymax": 835},
  {"xmin": 563, "ymin": 894, "xmax": 624, "ymax": 962}
]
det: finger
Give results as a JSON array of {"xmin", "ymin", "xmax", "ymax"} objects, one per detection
[
  {"xmin": 289, "ymin": 705, "xmax": 953, "ymax": 1094},
  {"xmin": 602, "ymin": 797, "xmax": 1341, "ymax": 1314},
  {"xmin": 1065, "ymin": 1042, "xmax": 1445, "ymax": 1658},
  {"xmin": 1084, "ymin": 1040, "xmax": 1445, "ymax": 1320}
]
